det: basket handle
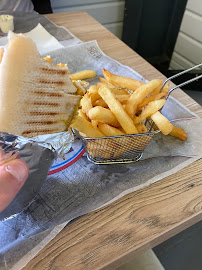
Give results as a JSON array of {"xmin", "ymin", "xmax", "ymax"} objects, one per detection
[
  {"xmin": 161, "ymin": 63, "xmax": 202, "ymax": 99},
  {"xmin": 148, "ymin": 64, "xmax": 202, "ymax": 132}
]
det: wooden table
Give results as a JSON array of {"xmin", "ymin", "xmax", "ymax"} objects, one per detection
[{"xmin": 24, "ymin": 11, "xmax": 202, "ymax": 270}]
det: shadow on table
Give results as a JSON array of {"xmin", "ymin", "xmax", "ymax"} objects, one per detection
[{"xmin": 154, "ymin": 220, "xmax": 202, "ymax": 270}]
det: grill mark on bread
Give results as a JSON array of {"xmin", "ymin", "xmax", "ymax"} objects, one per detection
[
  {"xmin": 32, "ymin": 91, "xmax": 64, "ymax": 97},
  {"xmin": 31, "ymin": 101, "xmax": 60, "ymax": 107},
  {"xmin": 38, "ymin": 79, "xmax": 65, "ymax": 85},
  {"xmin": 40, "ymin": 68, "xmax": 68, "ymax": 75},
  {"xmin": 22, "ymin": 129, "xmax": 58, "ymax": 136},
  {"xmin": 26, "ymin": 120, "xmax": 58, "ymax": 125},
  {"xmin": 29, "ymin": 111, "xmax": 61, "ymax": 116}
]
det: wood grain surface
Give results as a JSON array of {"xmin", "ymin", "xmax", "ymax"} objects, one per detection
[{"xmin": 23, "ymin": 12, "xmax": 202, "ymax": 270}]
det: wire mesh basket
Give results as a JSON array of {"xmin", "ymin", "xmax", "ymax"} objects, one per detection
[
  {"xmin": 74, "ymin": 119, "xmax": 159, "ymax": 164},
  {"xmin": 74, "ymin": 63, "xmax": 202, "ymax": 164}
]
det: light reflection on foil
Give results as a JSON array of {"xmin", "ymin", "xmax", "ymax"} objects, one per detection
[
  {"xmin": 0, "ymin": 130, "xmax": 73, "ymax": 158},
  {"xmin": 32, "ymin": 129, "xmax": 74, "ymax": 158}
]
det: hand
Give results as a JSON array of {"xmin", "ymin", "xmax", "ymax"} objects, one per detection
[{"xmin": 0, "ymin": 159, "xmax": 29, "ymax": 212}]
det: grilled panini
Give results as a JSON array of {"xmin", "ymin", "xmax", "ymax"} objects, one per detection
[{"xmin": 0, "ymin": 32, "xmax": 81, "ymax": 137}]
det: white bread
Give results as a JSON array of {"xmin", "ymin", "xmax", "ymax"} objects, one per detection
[{"xmin": 0, "ymin": 32, "xmax": 81, "ymax": 137}]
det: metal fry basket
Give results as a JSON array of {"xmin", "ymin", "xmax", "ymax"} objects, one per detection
[
  {"xmin": 74, "ymin": 120, "xmax": 159, "ymax": 164},
  {"xmin": 74, "ymin": 63, "xmax": 202, "ymax": 164}
]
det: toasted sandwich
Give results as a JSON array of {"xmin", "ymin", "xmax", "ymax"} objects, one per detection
[{"xmin": 0, "ymin": 32, "xmax": 81, "ymax": 137}]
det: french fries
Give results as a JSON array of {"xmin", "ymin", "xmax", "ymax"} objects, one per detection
[
  {"xmin": 72, "ymin": 80, "xmax": 89, "ymax": 96},
  {"xmin": 110, "ymin": 88, "xmax": 129, "ymax": 95},
  {"xmin": 125, "ymin": 79, "xmax": 162, "ymax": 118},
  {"xmin": 80, "ymin": 93, "xmax": 93, "ymax": 117},
  {"xmin": 137, "ymin": 92, "xmax": 167, "ymax": 110},
  {"xmin": 151, "ymin": 111, "xmax": 173, "ymax": 135},
  {"xmin": 115, "ymin": 94, "xmax": 130, "ymax": 104},
  {"xmin": 103, "ymin": 68, "xmax": 144, "ymax": 91},
  {"xmin": 57, "ymin": 63, "xmax": 67, "ymax": 68},
  {"xmin": 43, "ymin": 56, "xmax": 53, "ymax": 64},
  {"xmin": 152, "ymin": 82, "xmax": 169, "ymax": 95},
  {"xmin": 70, "ymin": 116, "xmax": 104, "ymax": 138},
  {"xmin": 70, "ymin": 70, "xmax": 96, "ymax": 80},
  {"xmin": 98, "ymin": 123, "xmax": 125, "ymax": 136},
  {"xmin": 71, "ymin": 68, "xmax": 187, "ymax": 161},
  {"xmin": 78, "ymin": 109, "xmax": 89, "ymax": 121},
  {"xmin": 161, "ymin": 82, "xmax": 170, "ymax": 94},
  {"xmin": 87, "ymin": 85, "xmax": 100, "ymax": 103},
  {"xmin": 98, "ymin": 86, "xmax": 138, "ymax": 134},
  {"xmin": 136, "ymin": 123, "xmax": 148, "ymax": 133},
  {"xmin": 99, "ymin": 77, "xmax": 117, "ymax": 89},
  {"xmin": 169, "ymin": 125, "xmax": 187, "ymax": 141},
  {"xmin": 93, "ymin": 98, "xmax": 108, "ymax": 107},
  {"xmin": 134, "ymin": 99, "xmax": 166, "ymax": 124},
  {"xmin": 91, "ymin": 120, "xmax": 99, "ymax": 129},
  {"xmin": 88, "ymin": 106, "xmax": 120, "ymax": 127},
  {"xmin": 99, "ymin": 78, "xmax": 129, "ymax": 95}
]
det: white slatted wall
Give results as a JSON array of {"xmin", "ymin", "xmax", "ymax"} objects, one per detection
[
  {"xmin": 170, "ymin": 0, "xmax": 202, "ymax": 70},
  {"xmin": 51, "ymin": 0, "xmax": 125, "ymax": 39}
]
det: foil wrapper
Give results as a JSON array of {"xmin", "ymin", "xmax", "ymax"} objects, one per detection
[
  {"xmin": 0, "ymin": 131, "xmax": 73, "ymax": 221},
  {"xmin": 32, "ymin": 130, "xmax": 74, "ymax": 158}
]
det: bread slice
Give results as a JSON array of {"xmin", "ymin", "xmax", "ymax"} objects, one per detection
[{"xmin": 0, "ymin": 32, "xmax": 81, "ymax": 137}]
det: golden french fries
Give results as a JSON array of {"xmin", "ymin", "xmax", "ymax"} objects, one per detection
[
  {"xmin": 115, "ymin": 94, "xmax": 130, "ymax": 104},
  {"xmin": 57, "ymin": 62, "xmax": 67, "ymax": 68},
  {"xmin": 99, "ymin": 78, "xmax": 129, "ymax": 95},
  {"xmin": 87, "ymin": 85, "xmax": 100, "ymax": 103},
  {"xmin": 70, "ymin": 116, "xmax": 104, "ymax": 138},
  {"xmin": 161, "ymin": 82, "xmax": 170, "ymax": 94},
  {"xmin": 88, "ymin": 106, "xmax": 120, "ymax": 127},
  {"xmin": 96, "ymin": 82, "xmax": 103, "ymax": 88},
  {"xmin": 134, "ymin": 99, "xmax": 166, "ymax": 124},
  {"xmin": 151, "ymin": 111, "xmax": 173, "ymax": 135},
  {"xmin": 137, "ymin": 92, "xmax": 167, "ymax": 109},
  {"xmin": 80, "ymin": 93, "xmax": 93, "ymax": 117},
  {"xmin": 103, "ymin": 68, "xmax": 144, "ymax": 91},
  {"xmin": 125, "ymin": 79, "xmax": 162, "ymax": 118},
  {"xmin": 169, "ymin": 125, "xmax": 187, "ymax": 141},
  {"xmin": 87, "ymin": 85, "xmax": 98, "ymax": 95},
  {"xmin": 70, "ymin": 70, "xmax": 96, "ymax": 80},
  {"xmin": 152, "ymin": 84, "xmax": 162, "ymax": 95},
  {"xmin": 72, "ymin": 80, "xmax": 89, "ymax": 96},
  {"xmin": 70, "ymin": 68, "xmax": 187, "ymax": 161},
  {"xmin": 93, "ymin": 98, "xmax": 108, "ymax": 107},
  {"xmin": 98, "ymin": 123, "xmax": 125, "ymax": 136},
  {"xmin": 98, "ymin": 85, "xmax": 138, "ymax": 134},
  {"xmin": 99, "ymin": 77, "xmax": 117, "ymax": 89},
  {"xmin": 136, "ymin": 123, "xmax": 148, "ymax": 133},
  {"xmin": 152, "ymin": 82, "xmax": 169, "ymax": 95},
  {"xmin": 110, "ymin": 88, "xmax": 129, "ymax": 95},
  {"xmin": 78, "ymin": 109, "xmax": 89, "ymax": 121},
  {"xmin": 91, "ymin": 120, "xmax": 99, "ymax": 129},
  {"xmin": 43, "ymin": 56, "xmax": 53, "ymax": 64}
]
